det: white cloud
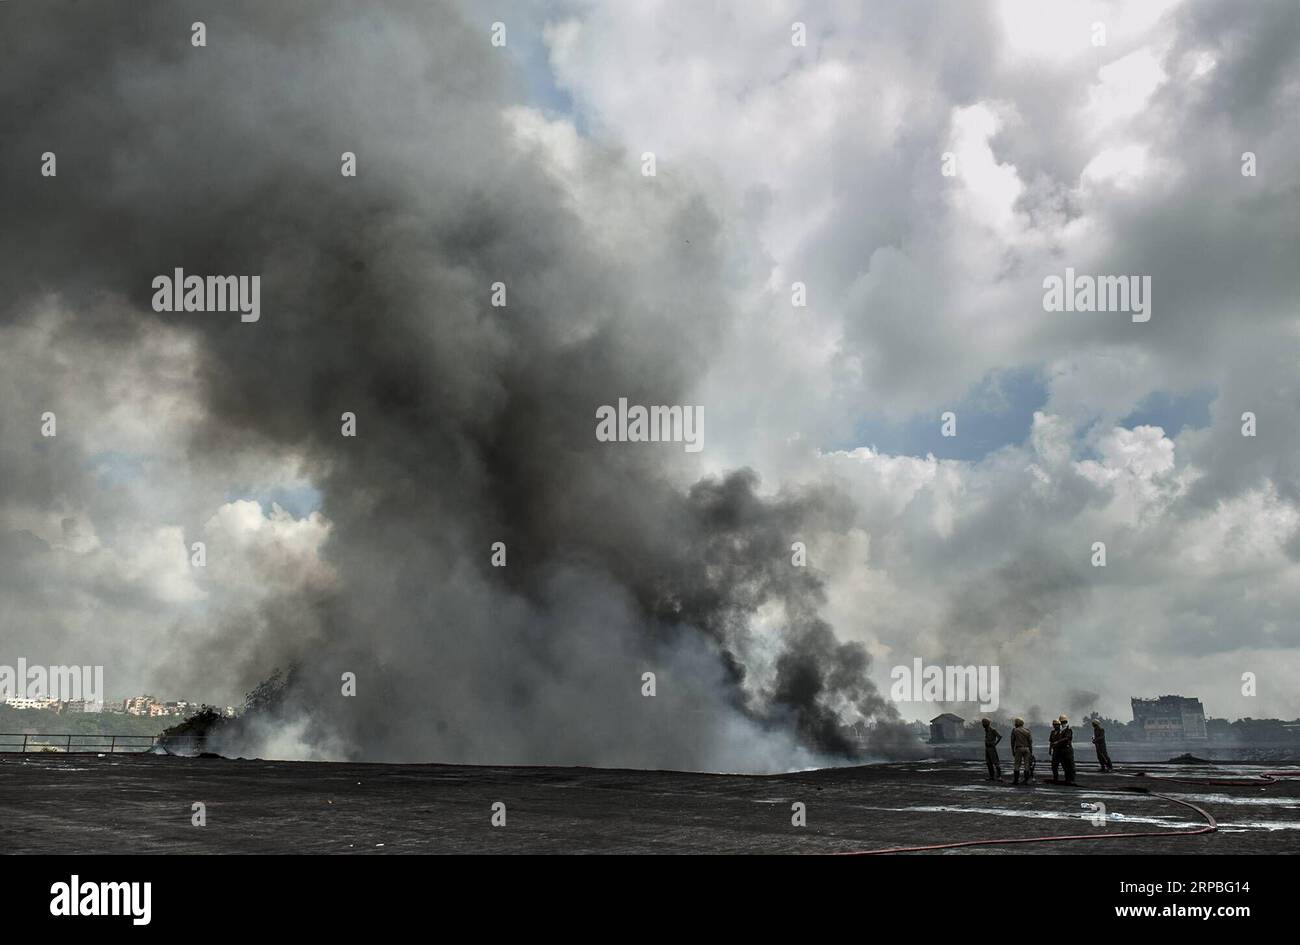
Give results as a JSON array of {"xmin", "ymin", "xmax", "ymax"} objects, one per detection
[
  {"xmin": 1084, "ymin": 47, "xmax": 1168, "ymax": 127},
  {"xmin": 527, "ymin": 0, "xmax": 1300, "ymax": 722},
  {"xmin": 203, "ymin": 500, "xmax": 335, "ymax": 599}
]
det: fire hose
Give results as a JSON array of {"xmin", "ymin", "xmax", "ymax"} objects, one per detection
[
  {"xmin": 1132, "ymin": 769, "xmax": 1300, "ymax": 787},
  {"xmin": 836, "ymin": 766, "xmax": 1300, "ymax": 855},
  {"xmin": 834, "ymin": 788, "xmax": 1217, "ymax": 855}
]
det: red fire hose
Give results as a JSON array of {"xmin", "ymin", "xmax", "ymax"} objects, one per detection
[
  {"xmin": 835, "ymin": 767, "xmax": 1300, "ymax": 855},
  {"xmin": 834, "ymin": 789, "xmax": 1216, "ymax": 855},
  {"xmin": 1133, "ymin": 769, "xmax": 1300, "ymax": 787}
]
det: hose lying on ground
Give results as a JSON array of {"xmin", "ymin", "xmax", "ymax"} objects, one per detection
[
  {"xmin": 1133, "ymin": 769, "xmax": 1300, "ymax": 787},
  {"xmin": 834, "ymin": 788, "xmax": 1215, "ymax": 856},
  {"xmin": 834, "ymin": 764, "xmax": 1299, "ymax": 855}
]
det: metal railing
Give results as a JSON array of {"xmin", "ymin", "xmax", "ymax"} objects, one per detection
[{"xmin": 0, "ymin": 733, "xmax": 211, "ymax": 754}]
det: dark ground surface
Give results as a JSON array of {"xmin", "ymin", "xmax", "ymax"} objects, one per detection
[{"xmin": 2, "ymin": 754, "xmax": 1297, "ymax": 854}]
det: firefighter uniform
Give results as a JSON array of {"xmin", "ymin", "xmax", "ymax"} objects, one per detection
[
  {"xmin": 1049, "ymin": 722, "xmax": 1061, "ymax": 782},
  {"xmin": 982, "ymin": 720, "xmax": 1003, "ymax": 781},
  {"xmin": 1092, "ymin": 720, "xmax": 1114, "ymax": 771},
  {"xmin": 1010, "ymin": 719, "xmax": 1033, "ymax": 784},
  {"xmin": 1057, "ymin": 716, "xmax": 1076, "ymax": 784}
]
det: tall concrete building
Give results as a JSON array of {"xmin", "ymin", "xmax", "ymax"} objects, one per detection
[{"xmin": 1131, "ymin": 695, "xmax": 1207, "ymax": 739}]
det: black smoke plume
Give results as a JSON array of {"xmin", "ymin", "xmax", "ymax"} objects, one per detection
[{"xmin": 0, "ymin": 1, "xmax": 908, "ymax": 770}]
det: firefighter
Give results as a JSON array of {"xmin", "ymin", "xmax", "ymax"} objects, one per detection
[
  {"xmin": 1057, "ymin": 715, "xmax": 1077, "ymax": 785},
  {"xmin": 1010, "ymin": 717, "xmax": 1033, "ymax": 785},
  {"xmin": 981, "ymin": 718, "xmax": 1003, "ymax": 781},
  {"xmin": 1091, "ymin": 719, "xmax": 1114, "ymax": 772},
  {"xmin": 1049, "ymin": 720, "xmax": 1061, "ymax": 783}
]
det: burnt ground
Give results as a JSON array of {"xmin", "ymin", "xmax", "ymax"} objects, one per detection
[{"xmin": 1, "ymin": 754, "xmax": 1297, "ymax": 854}]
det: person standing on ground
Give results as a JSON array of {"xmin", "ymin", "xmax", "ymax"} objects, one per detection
[
  {"xmin": 1091, "ymin": 719, "xmax": 1114, "ymax": 772},
  {"xmin": 982, "ymin": 718, "xmax": 1004, "ymax": 782},
  {"xmin": 1010, "ymin": 718, "xmax": 1033, "ymax": 785},
  {"xmin": 1057, "ymin": 715, "xmax": 1077, "ymax": 785},
  {"xmin": 1049, "ymin": 720, "xmax": 1061, "ymax": 783}
]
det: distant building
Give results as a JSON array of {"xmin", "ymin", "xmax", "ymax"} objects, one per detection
[
  {"xmin": 145, "ymin": 701, "xmax": 198, "ymax": 718},
  {"xmin": 929, "ymin": 713, "xmax": 965, "ymax": 743},
  {"xmin": 123, "ymin": 695, "xmax": 157, "ymax": 716},
  {"xmin": 1131, "ymin": 695, "xmax": 1207, "ymax": 739},
  {"xmin": 3, "ymin": 697, "xmax": 55, "ymax": 710}
]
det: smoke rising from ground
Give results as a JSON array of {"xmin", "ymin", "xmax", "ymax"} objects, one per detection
[{"xmin": 0, "ymin": 1, "xmax": 910, "ymax": 770}]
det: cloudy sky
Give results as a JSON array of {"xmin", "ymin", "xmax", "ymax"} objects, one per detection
[{"xmin": 2, "ymin": 0, "xmax": 1298, "ymax": 767}]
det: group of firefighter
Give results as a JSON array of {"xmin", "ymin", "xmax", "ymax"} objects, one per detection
[{"xmin": 980, "ymin": 716, "xmax": 1115, "ymax": 785}]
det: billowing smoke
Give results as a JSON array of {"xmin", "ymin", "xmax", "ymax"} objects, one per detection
[
  {"xmin": 1067, "ymin": 690, "xmax": 1101, "ymax": 719},
  {"xmin": 0, "ymin": 1, "xmax": 909, "ymax": 770}
]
